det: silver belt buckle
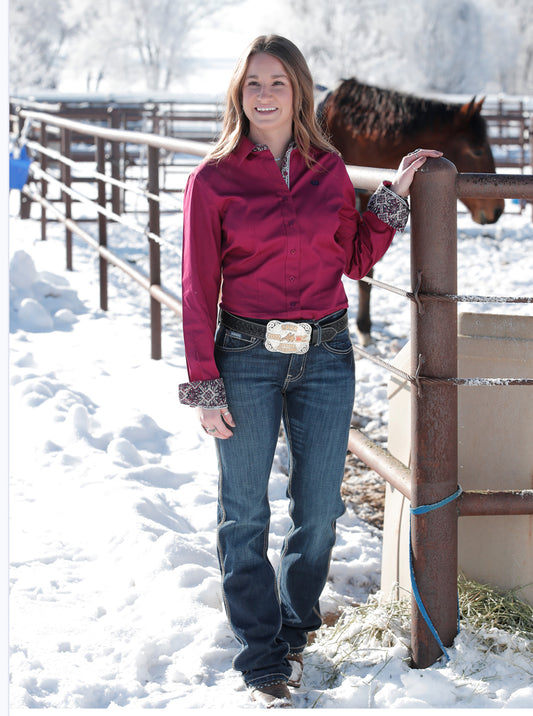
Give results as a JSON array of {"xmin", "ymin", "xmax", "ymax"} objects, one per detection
[{"xmin": 265, "ymin": 320, "xmax": 312, "ymax": 354}]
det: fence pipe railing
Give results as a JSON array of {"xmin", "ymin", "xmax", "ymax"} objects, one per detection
[
  {"xmin": 457, "ymin": 172, "xmax": 533, "ymax": 199},
  {"xmin": 19, "ymin": 109, "xmax": 213, "ymax": 157},
  {"xmin": 347, "ymin": 429, "xmax": 411, "ymax": 499},
  {"xmin": 21, "ymin": 185, "xmax": 183, "ymax": 320}
]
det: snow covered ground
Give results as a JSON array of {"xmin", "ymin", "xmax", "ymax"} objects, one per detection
[{"xmin": 7, "ymin": 186, "xmax": 533, "ymax": 712}]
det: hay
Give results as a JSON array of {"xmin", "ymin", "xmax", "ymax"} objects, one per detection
[
  {"xmin": 458, "ymin": 574, "xmax": 533, "ymax": 638},
  {"xmin": 312, "ymin": 592, "xmax": 412, "ymax": 687},
  {"xmin": 314, "ymin": 576, "xmax": 533, "ymax": 681}
]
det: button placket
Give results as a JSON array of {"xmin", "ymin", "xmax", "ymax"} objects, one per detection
[{"xmin": 282, "ymin": 195, "xmax": 300, "ymax": 307}]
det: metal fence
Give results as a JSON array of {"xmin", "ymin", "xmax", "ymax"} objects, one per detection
[{"xmin": 10, "ymin": 108, "xmax": 533, "ymax": 670}]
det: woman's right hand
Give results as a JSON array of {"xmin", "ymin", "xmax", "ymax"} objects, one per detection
[{"xmin": 197, "ymin": 406, "xmax": 236, "ymax": 439}]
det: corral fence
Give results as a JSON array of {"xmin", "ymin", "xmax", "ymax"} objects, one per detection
[
  {"xmin": 483, "ymin": 96, "xmax": 532, "ymax": 171},
  {"xmin": 9, "ymin": 94, "xmax": 533, "ymax": 217},
  {"xmin": 9, "ymin": 107, "xmax": 533, "ymax": 670},
  {"xmin": 9, "ymin": 95, "xmax": 223, "ymax": 219}
]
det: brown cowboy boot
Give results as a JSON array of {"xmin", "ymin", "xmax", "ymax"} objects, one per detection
[{"xmin": 250, "ymin": 680, "xmax": 293, "ymax": 708}]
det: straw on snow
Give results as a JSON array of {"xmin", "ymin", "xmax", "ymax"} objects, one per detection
[{"xmin": 309, "ymin": 575, "xmax": 533, "ymax": 688}]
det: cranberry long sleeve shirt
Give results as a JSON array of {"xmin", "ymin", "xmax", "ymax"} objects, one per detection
[{"xmin": 181, "ymin": 136, "xmax": 406, "ymax": 387}]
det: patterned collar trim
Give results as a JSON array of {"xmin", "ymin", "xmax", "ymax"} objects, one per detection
[
  {"xmin": 252, "ymin": 141, "xmax": 296, "ymax": 155},
  {"xmin": 252, "ymin": 141, "xmax": 296, "ymax": 188}
]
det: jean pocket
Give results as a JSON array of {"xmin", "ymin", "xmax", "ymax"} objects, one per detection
[
  {"xmin": 322, "ymin": 328, "xmax": 354, "ymax": 355},
  {"xmin": 215, "ymin": 327, "xmax": 262, "ymax": 352}
]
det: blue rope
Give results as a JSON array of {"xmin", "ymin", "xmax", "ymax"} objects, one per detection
[{"xmin": 409, "ymin": 486, "xmax": 463, "ymax": 663}]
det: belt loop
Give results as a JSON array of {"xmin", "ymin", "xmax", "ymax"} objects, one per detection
[{"xmin": 315, "ymin": 322, "xmax": 322, "ymax": 346}]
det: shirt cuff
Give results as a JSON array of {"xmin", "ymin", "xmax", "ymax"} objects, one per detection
[
  {"xmin": 179, "ymin": 377, "xmax": 227, "ymax": 409},
  {"xmin": 367, "ymin": 181, "xmax": 410, "ymax": 232}
]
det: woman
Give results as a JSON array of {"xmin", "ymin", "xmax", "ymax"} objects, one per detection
[{"xmin": 179, "ymin": 34, "xmax": 441, "ymax": 708}]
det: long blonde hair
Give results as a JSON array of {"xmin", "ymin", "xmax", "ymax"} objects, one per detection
[{"xmin": 207, "ymin": 35, "xmax": 336, "ymax": 167}]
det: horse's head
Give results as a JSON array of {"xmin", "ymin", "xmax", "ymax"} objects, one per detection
[{"xmin": 445, "ymin": 98, "xmax": 504, "ymax": 224}]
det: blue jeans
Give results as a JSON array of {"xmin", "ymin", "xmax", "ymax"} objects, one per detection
[{"xmin": 214, "ymin": 311, "xmax": 355, "ymax": 687}]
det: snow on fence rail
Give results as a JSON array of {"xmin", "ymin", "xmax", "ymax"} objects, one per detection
[{"xmin": 12, "ymin": 108, "xmax": 533, "ymax": 672}]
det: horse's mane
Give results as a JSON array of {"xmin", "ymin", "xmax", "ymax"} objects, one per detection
[{"xmin": 327, "ymin": 78, "xmax": 488, "ymax": 142}]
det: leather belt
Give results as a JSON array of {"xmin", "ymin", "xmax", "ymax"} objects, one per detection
[{"xmin": 219, "ymin": 309, "xmax": 348, "ymax": 346}]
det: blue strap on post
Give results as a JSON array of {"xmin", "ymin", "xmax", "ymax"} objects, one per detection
[{"xmin": 409, "ymin": 486, "xmax": 463, "ymax": 662}]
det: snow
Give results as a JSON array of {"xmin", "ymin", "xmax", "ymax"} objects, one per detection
[{"xmin": 7, "ymin": 187, "xmax": 533, "ymax": 713}]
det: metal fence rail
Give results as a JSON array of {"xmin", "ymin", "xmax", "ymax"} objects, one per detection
[{"xmin": 11, "ymin": 107, "xmax": 533, "ymax": 672}]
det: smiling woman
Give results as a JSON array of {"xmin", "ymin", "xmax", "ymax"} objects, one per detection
[{"xmin": 178, "ymin": 33, "xmax": 437, "ymax": 708}]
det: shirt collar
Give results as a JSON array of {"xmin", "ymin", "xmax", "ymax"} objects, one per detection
[
  {"xmin": 233, "ymin": 135, "xmax": 256, "ymax": 164},
  {"xmin": 233, "ymin": 135, "xmax": 296, "ymax": 164}
]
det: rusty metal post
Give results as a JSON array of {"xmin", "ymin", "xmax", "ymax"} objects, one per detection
[
  {"xmin": 109, "ymin": 107, "xmax": 122, "ymax": 215},
  {"xmin": 409, "ymin": 157, "xmax": 459, "ymax": 668},
  {"xmin": 40, "ymin": 121, "xmax": 48, "ymax": 241},
  {"xmin": 148, "ymin": 145, "xmax": 162, "ymax": 360},
  {"xmin": 530, "ymin": 117, "xmax": 533, "ymax": 221},
  {"xmin": 96, "ymin": 137, "xmax": 108, "ymax": 312},
  {"xmin": 60, "ymin": 127, "xmax": 73, "ymax": 269}
]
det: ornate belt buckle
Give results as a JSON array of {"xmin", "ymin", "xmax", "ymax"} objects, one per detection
[{"xmin": 265, "ymin": 320, "xmax": 312, "ymax": 354}]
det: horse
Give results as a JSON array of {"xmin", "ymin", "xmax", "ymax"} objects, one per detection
[{"xmin": 317, "ymin": 78, "xmax": 504, "ymax": 344}]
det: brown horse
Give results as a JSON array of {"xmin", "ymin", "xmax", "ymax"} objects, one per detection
[{"xmin": 318, "ymin": 79, "xmax": 504, "ymax": 343}]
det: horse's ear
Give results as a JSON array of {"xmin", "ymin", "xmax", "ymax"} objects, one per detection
[
  {"xmin": 474, "ymin": 96, "xmax": 486, "ymax": 113},
  {"xmin": 458, "ymin": 97, "xmax": 484, "ymax": 124}
]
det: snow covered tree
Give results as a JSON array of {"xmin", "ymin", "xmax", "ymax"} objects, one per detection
[
  {"xmin": 282, "ymin": 0, "xmax": 521, "ymax": 95},
  {"xmin": 388, "ymin": 0, "xmax": 517, "ymax": 94},
  {"xmin": 9, "ymin": 0, "xmax": 68, "ymax": 91},
  {"xmin": 496, "ymin": 0, "xmax": 533, "ymax": 94},
  {"xmin": 281, "ymin": 0, "xmax": 391, "ymax": 89},
  {"xmin": 63, "ymin": 0, "xmax": 243, "ymax": 92}
]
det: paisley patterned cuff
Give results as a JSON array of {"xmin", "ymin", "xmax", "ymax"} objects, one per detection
[
  {"xmin": 367, "ymin": 181, "xmax": 410, "ymax": 232},
  {"xmin": 179, "ymin": 378, "xmax": 227, "ymax": 408}
]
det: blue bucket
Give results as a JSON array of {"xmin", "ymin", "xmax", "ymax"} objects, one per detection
[{"xmin": 9, "ymin": 145, "xmax": 33, "ymax": 190}]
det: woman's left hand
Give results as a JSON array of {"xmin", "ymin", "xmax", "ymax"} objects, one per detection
[{"xmin": 390, "ymin": 148, "xmax": 443, "ymax": 197}]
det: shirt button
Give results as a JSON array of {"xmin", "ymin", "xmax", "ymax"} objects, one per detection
[
  {"xmin": 289, "ymin": 249, "xmax": 296, "ymax": 255},
  {"xmin": 289, "ymin": 275, "xmax": 295, "ymax": 282}
]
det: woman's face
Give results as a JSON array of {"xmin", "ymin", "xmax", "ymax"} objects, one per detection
[{"xmin": 241, "ymin": 52, "xmax": 294, "ymax": 140}]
